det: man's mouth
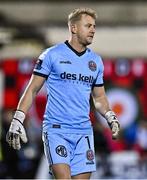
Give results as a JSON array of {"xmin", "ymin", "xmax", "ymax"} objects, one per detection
[{"xmin": 88, "ymin": 36, "xmax": 94, "ymax": 39}]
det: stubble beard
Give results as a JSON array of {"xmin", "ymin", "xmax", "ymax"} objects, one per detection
[{"xmin": 78, "ymin": 35, "xmax": 93, "ymax": 48}]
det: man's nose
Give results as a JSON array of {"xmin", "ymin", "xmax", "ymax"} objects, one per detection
[{"xmin": 90, "ymin": 26, "xmax": 96, "ymax": 33}]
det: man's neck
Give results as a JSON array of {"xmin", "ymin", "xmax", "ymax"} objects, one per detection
[{"xmin": 68, "ymin": 39, "xmax": 86, "ymax": 53}]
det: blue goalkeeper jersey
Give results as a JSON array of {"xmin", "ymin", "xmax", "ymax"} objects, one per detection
[{"xmin": 33, "ymin": 41, "xmax": 104, "ymax": 133}]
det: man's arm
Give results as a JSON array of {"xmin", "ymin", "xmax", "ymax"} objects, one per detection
[
  {"xmin": 6, "ymin": 74, "xmax": 46, "ymax": 150},
  {"xmin": 92, "ymin": 86, "xmax": 110, "ymax": 116},
  {"xmin": 92, "ymin": 86, "xmax": 120, "ymax": 139},
  {"xmin": 17, "ymin": 74, "xmax": 46, "ymax": 113}
]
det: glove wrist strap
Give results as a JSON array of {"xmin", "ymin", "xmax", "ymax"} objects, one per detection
[
  {"xmin": 105, "ymin": 110, "xmax": 117, "ymax": 124},
  {"xmin": 14, "ymin": 110, "xmax": 25, "ymax": 124}
]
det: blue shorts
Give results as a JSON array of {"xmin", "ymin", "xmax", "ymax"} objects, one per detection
[{"xmin": 43, "ymin": 131, "xmax": 96, "ymax": 176}]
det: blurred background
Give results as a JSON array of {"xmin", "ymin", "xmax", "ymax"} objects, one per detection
[{"xmin": 0, "ymin": 0, "xmax": 147, "ymax": 179}]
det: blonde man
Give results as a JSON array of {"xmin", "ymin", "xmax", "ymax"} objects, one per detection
[{"xmin": 6, "ymin": 8, "xmax": 120, "ymax": 179}]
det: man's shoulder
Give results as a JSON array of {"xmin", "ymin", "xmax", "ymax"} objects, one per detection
[
  {"xmin": 48, "ymin": 42, "xmax": 65, "ymax": 53},
  {"xmin": 39, "ymin": 43, "xmax": 65, "ymax": 59},
  {"xmin": 87, "ymin": 48, "xmax": 102, "ymax": 61}
]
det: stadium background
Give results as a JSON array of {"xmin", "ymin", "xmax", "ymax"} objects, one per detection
[{"xmin": 0, "ymin": 0, "xmax": 147, "ymax": 179}]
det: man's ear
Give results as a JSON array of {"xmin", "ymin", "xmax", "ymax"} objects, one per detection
[{"xmin": 70, "ymin": 24, "xmax": 77, "ymax": 34}]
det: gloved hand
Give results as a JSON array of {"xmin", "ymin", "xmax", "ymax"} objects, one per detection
[
  {"xmin": 105, "ymin": 111, "xmax": 120, "ymax": 140},
  {"xmin": 6, "ymin": 110, "xmax": 28, "ymax": 150}
]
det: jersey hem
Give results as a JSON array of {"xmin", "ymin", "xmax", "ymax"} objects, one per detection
[{"xmin": 43, "ymin": 126, "xmax": 93, "ymax": 135}]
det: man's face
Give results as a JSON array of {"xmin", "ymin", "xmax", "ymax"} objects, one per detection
[{"xmin": 74, "ymin": 14, "xmax": 96, "ymax": 46}]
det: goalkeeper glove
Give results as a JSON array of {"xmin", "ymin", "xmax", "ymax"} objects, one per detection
[
  {"xmin": 105, "ymin": 111, "xmax": 120, "ymax": 139},
  {"xmin": 6, "ymin": 110, "xmax": 28, "ymax": 150}
]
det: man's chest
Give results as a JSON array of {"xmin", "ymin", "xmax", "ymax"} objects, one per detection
[{"xmin": 51, "ymin": 55, "xmax": 98, "ymax": 81}]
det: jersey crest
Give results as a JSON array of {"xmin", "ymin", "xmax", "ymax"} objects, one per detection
[{"xmin": 88, "ymin": 61, "xmax": 97, "ymax": 71}]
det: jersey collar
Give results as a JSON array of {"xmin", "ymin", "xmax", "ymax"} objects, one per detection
[{"xmin": 64, "ymin": 40, "xmax": 87, "ymax": 57}]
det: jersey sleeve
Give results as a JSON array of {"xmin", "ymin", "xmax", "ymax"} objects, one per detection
[
  {"xmin": 93, "ymin": 55, "xmax": 104, "ymax": 86},
  {"xmin": 33, "ymin": 49, "xmax": 52, "ymax": 78}
]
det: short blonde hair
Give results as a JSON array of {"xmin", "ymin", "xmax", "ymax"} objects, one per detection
[{"xmin": 68, "ymin": 7, "xmax": 97, "ymax": 24}]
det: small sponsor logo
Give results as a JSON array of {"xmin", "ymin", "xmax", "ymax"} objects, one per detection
[
  {"xmin": 16, "ymin": 127, "xmax": 22, "ymax": 134},
  {"xmin": 60, "ymin": 60, "xmax": 72, "ymax": 64},
  {"xmin": 88, "ymin": 61, "xmax": 97, "ymax": 71},
  {"xmin": 56, "ymin": 145, "xmax": 67, "ymax": 157},
  {"xmin": 86, "ymin": 161, "xmax": 94, "ymax": 165}
]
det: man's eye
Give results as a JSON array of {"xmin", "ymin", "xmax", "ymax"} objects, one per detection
[{"xmin": 86, "ymin": 24, "xmax": 91, "ymax": 28}]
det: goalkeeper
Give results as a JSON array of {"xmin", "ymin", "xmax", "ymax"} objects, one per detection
[{"xmin": 6, "ymin": 7, "xmax": 120, "ymax": 179}]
